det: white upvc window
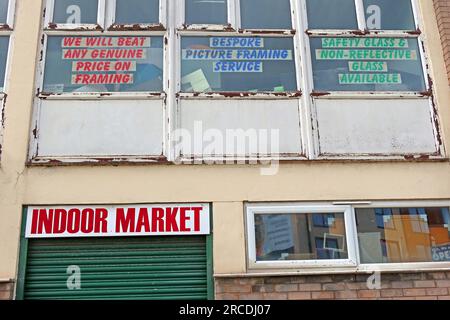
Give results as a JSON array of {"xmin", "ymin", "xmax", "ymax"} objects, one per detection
[
  {"xmin": 246, "ymin": 201, "xmax": 450, "ymax": 272},
  {"xmin": 246, "ymin": 205, "xmax": 358, "ymax": 269}
]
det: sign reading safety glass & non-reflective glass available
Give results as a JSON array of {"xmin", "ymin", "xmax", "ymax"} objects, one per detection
[{"xmin": 310, "ymin": 37, "xmax": 425, "ymax": 91}]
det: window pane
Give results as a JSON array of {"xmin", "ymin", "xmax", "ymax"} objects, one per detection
[
  {"xmin": 0, "ymin": 36, "xmax": 8, "ymax": 90},
  {"xmin": 186, "ymin": 0, "xmax": 227, "ymax": 25},
  {"xmin": 240, "ymin": 0, "xmax": 291, "ymax": 29},
  {"xmin": 181, "ymin": 36, "xmax": 296, "ymax": 92},
  {"xmin": 310, "ymin": 37, "xmax": 426, "ymax": 91},
  {"xmin": 356, "ymin": 207, "xmax": 450, "ymax": 263},
  {"xmin": 53, "ymin": 0, "xmax": 98, "ymax": 24},
  {"xmin": 254, "ymin": 213, "xmax": 348, "ymax": 261},
  {"xmin": 43, "ymin": 36, "xmax": 163, "ymax": 93},
  {"xmin": 363, "ymin": 0, "xmax": 415, "ymax": 30},
  {"xmin": 0, "ymin": 0, "xmax": 8, "ymax": 24},
  {"xmin": 306, "ymin": 0, "xmax": 357, "ymax": 30},
  {"xmin": 115, "ymin": 0, "xmax": 159, "ymax": 25}
]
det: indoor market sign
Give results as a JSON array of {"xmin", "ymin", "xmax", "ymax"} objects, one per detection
[{"xmin": 316, "ymin": 37, "xmax": 417, "ymax": 85}]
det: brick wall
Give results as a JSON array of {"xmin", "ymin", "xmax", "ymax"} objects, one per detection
[
  {"xmin": 433, "ymin": 0, "xmax": 450, "ymax": 83},
  {"xmin": 0, "ymin": 282, "xmax": 14, "ymax": 300},
  {"xmin": 215, "ymin": 272, "xmax": 450, "ymax": 300}
]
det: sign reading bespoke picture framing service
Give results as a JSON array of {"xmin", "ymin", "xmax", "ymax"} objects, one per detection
[
  {"xmin": 310, "ymin": 37, "xmax": 426, "ymax": 91},
  {"xmin": 25, "ymin": 204, "xmax": 210, "ymax": 238},
  {"xmin": 43, "ymin": 36, "xmax": 164, "ymax": 93},
  {"xmin": 181, "ymin": 36, "xmax": 297, "ymax": 92}
]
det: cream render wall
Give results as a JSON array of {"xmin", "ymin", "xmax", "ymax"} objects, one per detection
[{"xmin": 0, "ymin": 0, "xmax": 449, "ymax": 282}]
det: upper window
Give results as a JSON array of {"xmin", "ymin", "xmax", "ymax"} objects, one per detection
[
  {"xmin": 185, "ymin": 0, "xmax": 227, "ymax": 26},
  {"xmin": 41, "ymin": 1, "xmax": 164, "ymax": 94},
  {"xmin": 180, "ymin": 36, "xmax": 296, "ymax": 92},
  {"xmin": 43, "ymin": 36, "xmax": 163, "ymax": 93},
  {"xmin": 306, "ymin": 0, "xmax": 358, "ymax": 30},
  {"xmin": 363, "ymin": 0, "xmax": 415, "ymax": 31},
  {"xmin": 240, "ymin": 0, "xmax": 292, "ymax": 30},
  {"xmin": 305, "ymin": 0, "xmax": 424, "ymax": 93},
  {"xmin": 51, "ymin": 0, "xmax": 101, "ymax": 25},
  {"xmin": 0, "ymin": 0, "xmax": 12, "ymax": 93},
  {"xmin": 114, "ymin": 0, "xmax": 160, "ymax": 25}
]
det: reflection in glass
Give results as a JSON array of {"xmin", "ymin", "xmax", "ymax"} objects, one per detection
[
  {"xmin": 43, "ymin": 36, "xmax": 164, "ymax": 93},
  {"xmin": 240, "ymin": 0, "xmax": 291, "ymax": 30},
  {"xmin": 53, "ymin": 0, "xmax": 99, "ymax": 24},
  {"xmin": 0, "ymin": 0, "xmax": 8, "ymax": 24},
  {"xmin": 306, "ymin": 0, "xmax": 357, "ymax": 30},
  {"xmin": 309, "ymin": 37, "xmax": 426, "ymax": 91},
  {"xmin": 363, "ymin": 0, "xmax": 415, "ymax": 30},
  {"xmin": 185, "ymin": 0, "xmax": 227, "ymax": 25},
  {"xmin": 181, "ymin": 36, "xmax": 296, "ymax": 92},
  {"xmin": 115, "ymin": 0, "xmax": 159, "ymax": 25},
  {"xmin": 254, "ymin": 213, "xmax": 348, "ymax": 261},
  {"xmin": 356, "ymin": 207, "xmax": 450, "ymax": 263}
]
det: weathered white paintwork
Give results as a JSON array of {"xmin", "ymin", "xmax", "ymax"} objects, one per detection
[
  {"xmin": 315, "ymin": 98, "xmax": 438, "ymax": 155},
  {"xmin": 37, "ymin": 99, "xmax": 164, "ymax": 157},
  {"xmin": 179, "ymin": 99, "xmax": 303, "ymax": 157}
]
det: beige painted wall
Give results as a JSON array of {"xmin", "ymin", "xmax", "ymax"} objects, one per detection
[{"xmin": 0, "ymin": 0, "xmax": 449, "ymax": 281}]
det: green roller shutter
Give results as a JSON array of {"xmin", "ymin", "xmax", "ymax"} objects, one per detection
[{"xmin": 23, "ymin": 236, "xmax": 209, "ymax": 300}]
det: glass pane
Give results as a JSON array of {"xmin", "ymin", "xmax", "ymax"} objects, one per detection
[
  {"xmin": 186, "ymin": 0, "xmax": 227, "ymax": 25},
  {"xmin": 181, "ymin": 36, "xmax": 297, "ymax": 92},
  {"xmin": 310, "ymin": 37, "xmax": 426, "ymax": 91},
  {"xmin": 356, "ymin": 207, "xmax": 450, "ymax": 263},
  {"xmin": 43, "ymin": 36, "xmax": 164, "ymax": 93},
  {"xmin": 0, "ymin": 0, "xmax": 8, "ymax": 24},
  {"xmin": 364, "ymin": 0, "xmax": 415, "ymax": 30},
  {"xmin": 240, "ymin": 0, "xmax": 291, "ymax": 30},
  {"xmin": 53, "ymin": 0, "xmax": 98, "ymax": 24},
  {"xmin": 306, "ymin": 0, "xmax": 357, "ymax": 30},
  {"xmin": 0, "ymin": 36, "xmax": 9, "ymax": 91},
  {"xmin": 254, "ymin": 213, "xmax": 348, "ymax": 261},
  {"xmin": 115, "ymin": 0, "xmax": 159, "ymax": 25}
]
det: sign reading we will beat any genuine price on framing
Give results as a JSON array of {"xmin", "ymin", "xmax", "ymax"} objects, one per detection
[
  {"xmin": 25, "ymin": 204, "xmax": 210, "ymax": 238},
  {"xmin": 62, "ymin": 36, "xmax": 151, "ymax": 86}
]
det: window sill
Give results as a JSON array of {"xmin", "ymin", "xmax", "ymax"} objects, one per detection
[
  {"xmin": 26, "ymin": 155, "xmax": 449, "ymax": 167},
  {"xmin": 38, "ymin": 92, "xmax": 166, "ymax": 100},
  {"xmin": 215, "ymin": 263, "xmax": 450, "ymax": 278},
  {"xmin": 176, "ymin": 91, "xmax": 302, "ymax": 100}
]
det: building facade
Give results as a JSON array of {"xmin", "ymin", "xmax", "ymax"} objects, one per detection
[{"xmin": 0, "ymin": 0, "xmax": 450, "ymax": 300}]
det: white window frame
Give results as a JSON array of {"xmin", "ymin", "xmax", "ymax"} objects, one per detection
[
  {"xmin": 0, "ymin": 0, "xmax": 15, "ymax": 29},
  {"xmin": 246, "ymin": 201, "xmax": 450, "ymax": 274},
  {"xmin": 29, "ymin": 0, "xmax": 169, "ymax": 164},
  {"xmin": 0, "ymin": 0, "xmax": 14, "ymax": 160},
  {"xmin": 298, "ymin": 0, "xmax": 443, "ymax": 160},
  {"xmin": 28, "ymin": 0, "xmax": 444, "ymax": 164},
  {"xmin": 105, "ymin": 0, "xmax": 167, "ymax": 31},
  {"xmin": 174, "ymin": 0, "xmax": 306, "ymax": 162},
  {"xmin": 246, "ymin": 204, "xmax": 358, "ymax": 269},
  {"xmin": 45, "ymin": 0, "xmax": 107, "ymax": 30}
]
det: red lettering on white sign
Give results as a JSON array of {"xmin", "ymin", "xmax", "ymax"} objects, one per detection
[{"xmin": 26, "ymin": 205, "xmax": 210, "ymax": 238}]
